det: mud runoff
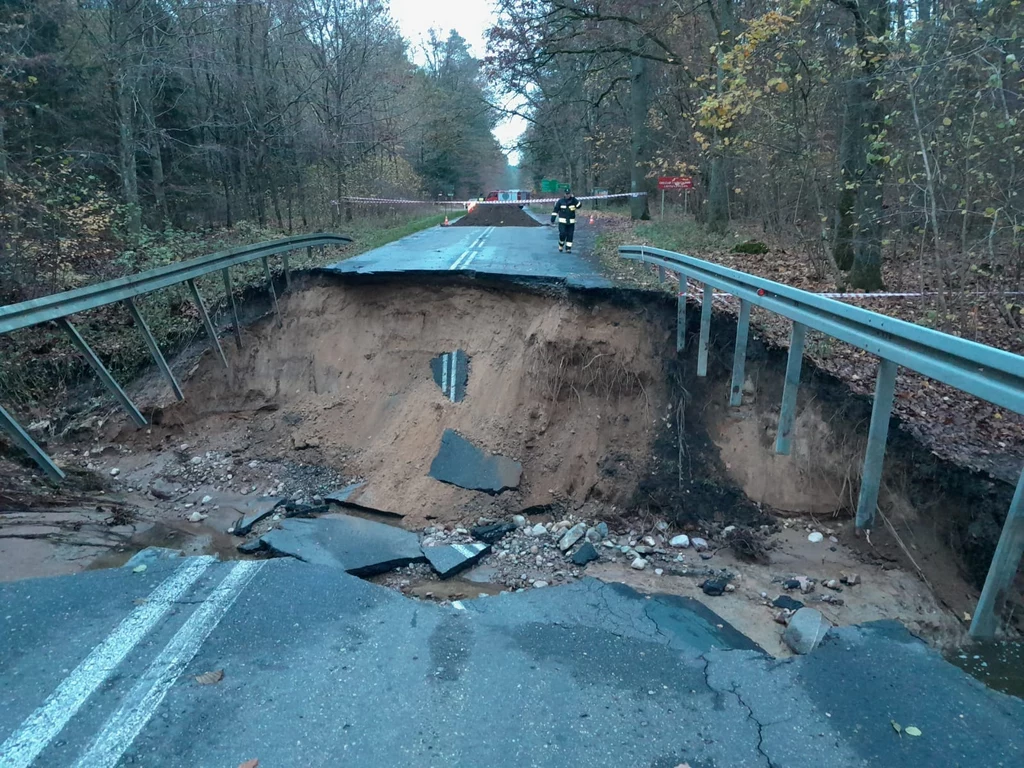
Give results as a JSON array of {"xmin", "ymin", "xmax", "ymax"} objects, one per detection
[{"xmin": 453, "ymin": 204, "xmax": 541, "ymax": 227}]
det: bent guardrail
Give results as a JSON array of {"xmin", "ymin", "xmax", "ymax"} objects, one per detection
[
  {"xmin": 620, "ymin": 243, "xmax": 1024, "ymax": 640},
  {"xmin": 0, "ymin": 233, "xmax": 352, "ymax": 482}
]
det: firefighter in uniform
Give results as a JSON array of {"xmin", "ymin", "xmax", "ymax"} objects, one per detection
[{"xmin": 550, "ymin": 187, "xmax": 581, "ymax": 252}]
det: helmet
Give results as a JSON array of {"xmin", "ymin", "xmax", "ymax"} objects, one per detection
[{"xmin": 564, "ymin": 186, "xmax": 572, "ymax": 195}]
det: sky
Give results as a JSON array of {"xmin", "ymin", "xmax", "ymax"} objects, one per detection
[{"xmin": 388, "ymin": 0, "xmax": 527, "ymax": 165}]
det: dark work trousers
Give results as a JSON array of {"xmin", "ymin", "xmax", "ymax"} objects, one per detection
[{"xmin": 558, "ymin": 222, "xmax": 576, "ymax": 251}]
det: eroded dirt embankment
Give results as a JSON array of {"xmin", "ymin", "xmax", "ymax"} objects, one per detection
[
  {"xmin": 141, "ymin": 280, "xmax": 670, "ymax": 525},
  {"xmin": 1, "ymin": 275, "xmax": 1016, "ymax": 650}
]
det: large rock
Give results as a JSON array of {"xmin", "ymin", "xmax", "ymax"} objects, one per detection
[
  {"xmin": 150, "ymin": 478, "xmax": 178, "ymax": 500},
  {"xmin": 422, "ymin": 542, "xmax": 490, "ymax": 578},
  {"xmin": 429, "ymin": 430, "xmax": 521, "ymax": 494},
  {"xmin": 783, "ymin": 607, "xmax": 830, "ymax": 654},
  {"xmin": 571, "ymin": 541, "xmax": 599, "ymax": 566},
  {"xmin": 558, "ymin": 522, "xmax": 587, "ymax": 551},
  {"xmin": 259, "ymin": 515, "xmax": 425, "ymax": 577}
]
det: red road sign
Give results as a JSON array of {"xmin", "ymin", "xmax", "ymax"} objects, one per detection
[{"xmin": 658, "ymin": 176, "xmax": 694, "ymax": 190}]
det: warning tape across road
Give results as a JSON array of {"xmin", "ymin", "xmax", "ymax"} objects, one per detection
[{"xmin": 334, "ymin": 192, "xmax": 647, "ymax": 206}]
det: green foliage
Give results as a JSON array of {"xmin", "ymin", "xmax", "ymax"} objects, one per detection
[{"xmin": 732, "ymin": 240, "xmax": 770, "ymax": 255}]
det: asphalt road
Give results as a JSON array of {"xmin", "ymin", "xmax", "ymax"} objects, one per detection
[
  {"xmin": 1, "ymin": 558, "xmax": 1022, "ymax": 767},
  {"xmin": 321, "ymin": 213, "xmax": 612, "ymax": 288}
]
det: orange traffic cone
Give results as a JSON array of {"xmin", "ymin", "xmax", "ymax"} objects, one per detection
[
  {"xmin": 589, "ymin": 213, "xmax": 595, "ymax": 225},
  {"xmin": 442, "ymin": 215, "xmax": 450, "ymax": 227}
]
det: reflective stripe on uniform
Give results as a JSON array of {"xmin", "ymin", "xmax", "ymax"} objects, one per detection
[{"xmin": 558, "ymin": 217, "xmax": 568, "ymax": 223}]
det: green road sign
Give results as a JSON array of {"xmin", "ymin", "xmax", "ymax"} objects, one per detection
[{"xmin": 540, "ymin": 179, "xmax": 561, "ymax": 194}]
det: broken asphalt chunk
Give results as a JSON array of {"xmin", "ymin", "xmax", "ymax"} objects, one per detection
[
  {"xmin": 471, "ymin": 522, "xmax": 516, "ymax": 544},
  {"xmin": 431, "ymin": 349, "xmax": 469, "ymax": 402},
  {"xmin": 422, "ymin": 541, "xmax": 490, "ymax": 579},
  {"xmin": 258, "ymin": 515, "xmax": 425, "ymax": 576},
  {"xmin": 428, "ymin": 429, "xmax": 521, "ymax": 493},
  {"xmin": 232, "ymin": 496, "xmax": 287, "ymax": 536}
]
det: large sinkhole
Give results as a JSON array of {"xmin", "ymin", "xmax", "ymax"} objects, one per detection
[{"xmin": 150, "ymin": 278, "xmax": 675, "ymax": 526}]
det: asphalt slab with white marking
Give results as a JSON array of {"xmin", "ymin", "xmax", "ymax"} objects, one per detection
[
  {"xmin": 2, "ymin": 559, "xmax": 1022, "ymax": 767},
  {"xmin": 320, "ymin": 215, "xmax": 612, "ymax": 288}
]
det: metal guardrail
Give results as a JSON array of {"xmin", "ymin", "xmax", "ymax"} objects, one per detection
[
  {"xmin": 620, "ymin": 244, "xmax": 1024, "ymax": 640},
  {"xmin": 0, "ymin": 233, "xmax": 352, "ymax": 482}
]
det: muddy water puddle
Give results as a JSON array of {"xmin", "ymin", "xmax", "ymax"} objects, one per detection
[
  {"xmin": 86, "ymin": 520, "xmax": 249, "ymax": 570},
  {"xmin": 947, "ymin": 641, "xmax": 1024, "ymax": 700}
]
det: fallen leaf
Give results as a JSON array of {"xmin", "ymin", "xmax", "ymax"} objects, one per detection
[
  {"xmin": 905, "ymin": 726, "xmax": 922, "ymax": 737},
  {"xmin": 194, "ymin": 670, "xmax": 224, "ymax": 685},
  {"xmin": 238, "ymin": 761, "xmax": 259, "ymax": 768},
  {"xmin": 891, "ymin": 720, "xmax": 902, "ymax": 735},
  {"xmin": 132, "ymin": 565, "xmax": 147, "ymax": 573}
]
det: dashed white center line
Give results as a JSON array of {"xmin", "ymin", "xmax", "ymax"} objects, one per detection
[
  {"xmin": 73, "ymin": 561, "xmax": 265, "ymax": 768},
  {"xmin": 447, "ymin": 227, "xmax": 493, "ymax": 270},
  {"xmin": 0, "ymin": 557, "xmax": 215, "ymax": 768}
]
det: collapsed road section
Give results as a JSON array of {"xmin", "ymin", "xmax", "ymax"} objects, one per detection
[{"xmin": 2, "ymin": 270, "xmax": 1021, "ymax": 695}]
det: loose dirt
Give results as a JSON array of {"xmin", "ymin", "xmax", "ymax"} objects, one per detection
[{"xmin": 452, "ymin": 204, "xmax": 541, "ymax": 227}]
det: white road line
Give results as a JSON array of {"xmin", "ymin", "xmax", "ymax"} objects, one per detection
[
  {"xmin": 460, "ymin": 251, "xmax": 481, "ymax": 269},
  {"xmin": 73, "ymin": 561, "xmax": 265, "ymax": 768},
  {"xmin": 441, "ymin": 353, "xmax": 449, "ymax": 396},
  {"xmin": 0, "ymin": 557, "xmax": 215, "ymax": 768},
  {"xmin": 452, "ymin": 601, "xmax": 466, "ymax": 611},
  {"xmin": 449, "ymin": 351, "xmax": 457, "ymax": 402},
  {"xmin": 448, "ymin": 249, "xmax": 472, "ymax": 270}
]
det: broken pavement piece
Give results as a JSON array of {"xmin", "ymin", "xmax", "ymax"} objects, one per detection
[
  {"xmin": 324, "ymin": 481, "xmax": 366, "ymax": 504},
  {"xmin": 232, "ymin": 496, "xmax": 287, "ymax": 536},
  {"xmin": 237, "ymin": 539, "xmax": 265, "ymax": 555},
  {"xmin": 422, "ymin": 541, "xmax": 490, "ymax": 578},
  {"xmin": 772, "ymin": 595, "xmax": 804, "ymax": 611},
  {"xmin": 571, "ymin": 541, "xmax": 599, "ymax": 566},
  {"xmin": 471, "ymin": 522, "xmax": 516, "ymax": 544},
  {"xmin": 782, "ymin": 607, "xmax": 830, "ymax": 654},
  {"xmin": 258, "ymin": 515, "xmax": 426, "ymax": 576},
  {"xmin": 323, "ymin": 483, "xmax": 404, "ymax": 519},
  {"xmin": 431, "ymin": 349, "xmax": 470, "ymax": 402},
  {"xmin": 428, "ymin": 429, "xmax": 521, "ymax": 494}
]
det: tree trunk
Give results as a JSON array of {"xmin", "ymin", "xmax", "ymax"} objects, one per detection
[
  {"xmin": 707, "ymin": 0, "xmax": 735, "ymax": 234},
  {"xmin": 848, "ymin": 0, "xmax": 889, "ymax": 291},
  {"xmin": 833, "ymin": 80, "xmax": 860, "ymax": 271},
  {"xmin": 629, "ymin": 54, "xmax": 651, "ymax": 220},
  {"xmin": 831, "ymin": 0, "xmax": 888, "ymax": 290},
  {"xmin": 116, "ymin": 75, "xmax": 141, "ymax": 238}
]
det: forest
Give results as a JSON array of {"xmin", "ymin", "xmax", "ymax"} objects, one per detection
[
  {"xmin": 493, "ymin": 0, "xmax": 1022, "ymax": 294},
  {"xmin": 0, "ymin": 0, "xmax": 508, "ymax": 305}
]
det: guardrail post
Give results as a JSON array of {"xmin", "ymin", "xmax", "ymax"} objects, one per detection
[
  {"xmin": 282, "ymin": 254, "xmax": 291, "ymax": 290},
  {"xmin": 775, "ymin": 322, "xmax": 807, "ymax": 455},
  {"xmin": 658, "ymin": 265, "xmax": 666, "ymax": 283},
  {"xmin": 970, "ymin": 469, "xmax": 1024, "ymax": 639},
  {"xmin": 697, "ymin": 284, "xmax": 712, "ymax": 377},
  {"xmin": 676, "ymin": 277, "xmax": 686, "ymax": 353},
  {"xmin": 0, "ymin": 403, "xmax": 66, "ymax": 481},
  {"xmin": 855, "ymin": 358, "xmax": 898, "ymax": 529},
  {"xmin": 261, "ymin": 255, "xmax": 282, "ymax": 327},
  {"xmin": 221, "ymin": 268, "xmax": 242, "ymax": 350},
  {"xmin": 57, "ymin": 317, "xmax": 147, "ymax": 426},
  {"xmin": 187, "ymin": 279, "xmax": 229, "ymax": 370},
  {"xmin": 729, "ymin": 299, "xmax": 751, "ymax": 406},
  {"xmin": 124, "ymin": 298, "xmax": 183, "ymax": 401}
]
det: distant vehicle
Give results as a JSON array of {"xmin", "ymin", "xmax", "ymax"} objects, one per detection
[{"xmin": 485, "ymin": 189, "xmax": 531, "ymax": 207}]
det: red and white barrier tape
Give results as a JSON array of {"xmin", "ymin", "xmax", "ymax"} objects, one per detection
[
  {"xmin": 333, "ymin": 192, "xmax": 646, "ymax": 206},
  {"xmin": 657, "ymin": 268, "xmax": 1024, "ymax": 303}
]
